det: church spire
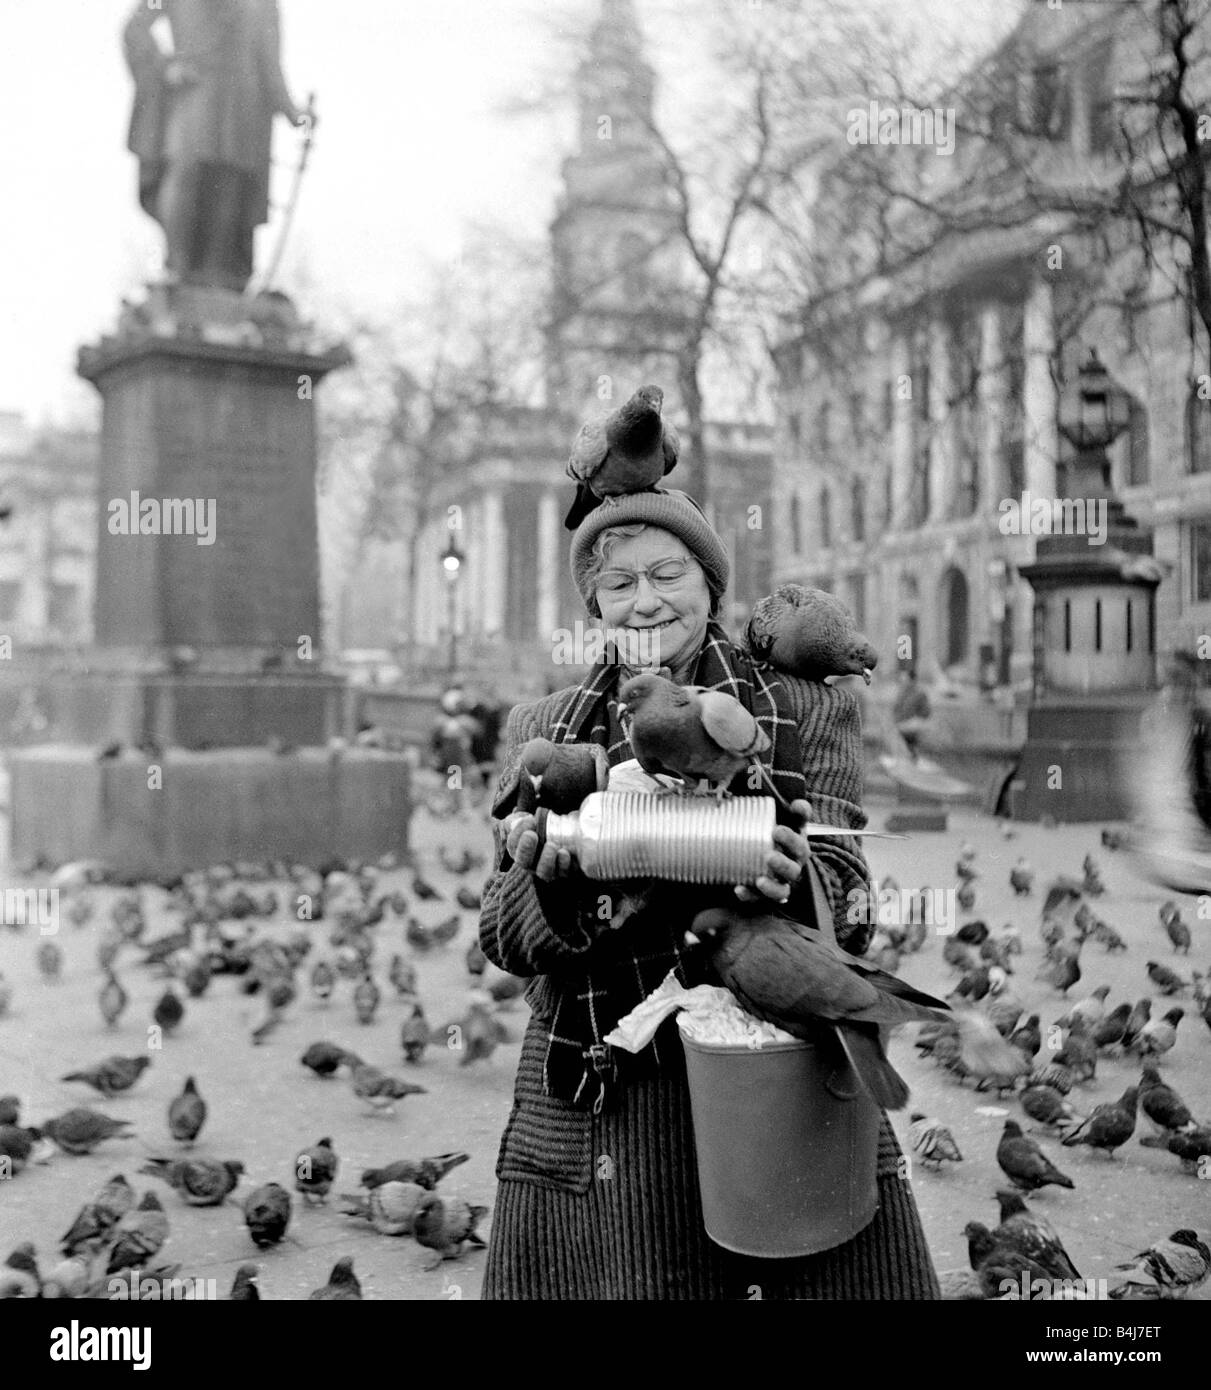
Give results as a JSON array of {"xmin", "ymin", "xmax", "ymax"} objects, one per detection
[{"xmin": 573, "ymin": 0, "xmax": 656, "ymax": 153}]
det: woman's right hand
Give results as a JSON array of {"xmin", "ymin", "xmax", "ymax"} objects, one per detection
[{"xmin": 502, "ymin": 812, "xmax": 576, "ymax": 882}]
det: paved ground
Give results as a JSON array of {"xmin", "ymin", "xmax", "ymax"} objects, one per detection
[{"xmin": 1, "ymin": 784, "xmax": 1208, "ymax": 1300}]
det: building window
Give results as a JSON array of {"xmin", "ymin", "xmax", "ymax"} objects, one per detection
[
  {"xmin": 1191, "ymin": 521, "xmax": 1211, "ymax": 603},
  {"xmin": 848, "ymin": 573, "xmax": 867, "ymax": 630},
  {"xmin": 942, "ymin": 567, "xmax": 969, "ymax": 667},
  {"xmin": 1185, "ymin": 389, "xmax": 1211, "ymax": 474},
  {"xmin": 1028, "ymin": 61, "xmax": 1070, "ymax": 140},
  {"xmin": 851, "ymin": 479, "xmax": 866, "ymax": 542},
  {"xmin": 1084, "ymin": 39, "xmax": 1116, "ymax": 154},
  {"xmin": 911, "ymin": 355, "xmax": 931, "ymax": 526},
  {"xmin": 816, "ymin": 401, "xmax": 832, "ymax": 457},
  {"xmin": 1126, "ymin": 399, "xmax": 1150, "ymax": 486},
  {"xmin": 0, "ymin": 580, "xmax": 19, "ymax": 622},
  {"xmin": 819, "ymin": 487, "xmax": 832, "ymax": 548}
]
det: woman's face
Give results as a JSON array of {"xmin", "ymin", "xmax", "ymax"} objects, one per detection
[{"xmin": 594, "ymin": 527, "xmax": 711, "ymax": 676}]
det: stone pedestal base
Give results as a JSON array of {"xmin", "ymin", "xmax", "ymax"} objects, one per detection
[
  {"xmin": 44, "ymin": 667, "xmax": 345, "ymax": 750},
  {"xmin": 1013, "ymin": 697, "xmax": 1147, "ymax": 822},
  {"xmin": 10, "ymin": 745, "xmax": 412, "ymax": 876}
]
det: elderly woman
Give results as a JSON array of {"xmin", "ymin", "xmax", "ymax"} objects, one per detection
[{"xmin": 478, "ymin": 489, "xmax": 938, "ymax": 1300}]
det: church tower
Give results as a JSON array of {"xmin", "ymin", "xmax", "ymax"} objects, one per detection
[{"xmin": 547, "ymin": 0, "xmax": 692, "ymax": 418}]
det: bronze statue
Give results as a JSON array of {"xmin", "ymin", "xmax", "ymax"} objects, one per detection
[{"xmin": 123, "ymin": 0, "xmax": 308, "ymax": 292}]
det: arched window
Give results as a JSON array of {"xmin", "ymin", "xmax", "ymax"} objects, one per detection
[
  {"xmin": 1186, "ymin": 387, "xmax": 1211, "ymax": 474},
  {"xmin": 941, "ymin": 566, "xmax": 970, "ymax": 667},
  {"xmin": 819, "ymin": 487, "xmax": 832, "ymax": 548},
  {"xmin": 851, "ymin": 479, "xmax": 866, "ymax": 542},
  {"xmin": 1117, "ymin": 397, "xmax": 1156, "ymax": 489}
]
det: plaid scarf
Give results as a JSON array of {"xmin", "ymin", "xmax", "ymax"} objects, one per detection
[{"xmin": 538, "ymin": 621, "xmax": 809, "ymax": 1113}]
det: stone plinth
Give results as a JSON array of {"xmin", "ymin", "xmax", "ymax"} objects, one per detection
[
  {"xmin": 71, "ymin": 287, "xmax": 351, "ymax": 749},
  {"xmin": 1012, "ymin": 695, "xmax": 1149, "ymax": 822},
  {"xmin": 79, "ymin": 314, "xmax": 347, "ymax": 655},
  {"xmin": 10, "ymin": 746, "xmax": 411, "ymax": 877}
]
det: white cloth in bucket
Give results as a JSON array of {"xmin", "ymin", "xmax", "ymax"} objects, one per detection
[{"xmin": 604, "ymin": 969, "xmax": 796, "ymax": 1052}]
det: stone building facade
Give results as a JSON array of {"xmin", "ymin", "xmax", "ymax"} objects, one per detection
[
  {"xmin": 0, "ymin": 410, "xmax": 97, "ymax": 650},
  {"xmin": 772, "ymin": 0, "xmax": 1208, "ymax": 694}
]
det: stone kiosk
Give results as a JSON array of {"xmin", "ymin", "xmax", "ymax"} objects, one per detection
[{"xmin": 9, "ymin": 0, "xmax": 411, "ymax": 873}]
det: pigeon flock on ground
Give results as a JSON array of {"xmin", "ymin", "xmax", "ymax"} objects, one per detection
[
  {"xmin": 895, "ymin": 839, "xmax": 1211, "ymax": 1300},
  {"xmin": 0, "ymin": 801, "xmax": 513, "ymax": 1300},
  {"xmin": 3, "ymin": 766, "xmax": 1209, "ymax": 1300}
]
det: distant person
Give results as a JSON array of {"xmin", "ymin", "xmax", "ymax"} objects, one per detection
[
  {"xmin": 466, "ymin": 692, "xmax": 504, "ymax": 790},
  {"xmin": 892, "ymin": 668, "xmax": 931, "ymax": 763},
  {"xmin": 429, "ymin": 688, "xmax": 474, "ymax": 816}
]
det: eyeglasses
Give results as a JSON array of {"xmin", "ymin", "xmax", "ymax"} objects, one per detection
[{"xmin": 595, "ymin": 557, "xmax": 695, "ymax": 597}]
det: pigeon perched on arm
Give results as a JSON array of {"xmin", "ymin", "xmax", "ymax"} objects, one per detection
[
  {"xmin": 564, "ymin": 384, "xmax": 679, "ymax": 530},
  {"xmin": 617, "ymin": 671, "xmax": 776, "ymax": 802},
  {"xmin": 743, "ymin": 584, "xmax": 878, "ymax": 684}
]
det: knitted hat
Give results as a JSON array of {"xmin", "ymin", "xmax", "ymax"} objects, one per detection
[{"xmin": 570, "ymin": 488, "xmax": 730, "ymax": 616}]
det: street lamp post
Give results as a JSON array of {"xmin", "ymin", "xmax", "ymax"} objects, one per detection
[
  {"xmin": 441, "ymin": 533, "xmax": 465, "ymax": 676},
  {"xmin": 1013, "ymin": 347, "xmax": 1159, "ymax": 820}
]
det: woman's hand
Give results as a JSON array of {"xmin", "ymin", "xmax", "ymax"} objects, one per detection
[
  {"xmin": 735, "ymin": 798, "xmax": 814, "ymax": 905},
  {"xmin": 502, "ymin": 812, "xmax": 576, "ymax": 883}
]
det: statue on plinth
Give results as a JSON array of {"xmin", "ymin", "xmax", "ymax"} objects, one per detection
[{"xmin": 123, "ymin": 0, "xmax": 308, "ymax": 293}]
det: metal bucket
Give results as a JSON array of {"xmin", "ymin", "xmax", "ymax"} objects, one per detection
[{"xmin": 680, "ymin": 1032, "xmax": 881, "ymax": 1259}]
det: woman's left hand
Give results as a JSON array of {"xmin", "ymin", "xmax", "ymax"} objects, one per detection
[{"xmin": 736, "ymin": 798, "xmax": 814, "ymax": 905}]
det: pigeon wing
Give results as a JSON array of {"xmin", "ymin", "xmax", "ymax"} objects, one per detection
[
  {"xmin": 567, "ymin": 418, "xmax": 610, "ymax": 485},
  {"xmin": 694, "ymin": 689, "xmax": 769, "ymax": 757},
  {"xmin": 660, "ymin": 420, "xmax": 680, "ymax": 473}
]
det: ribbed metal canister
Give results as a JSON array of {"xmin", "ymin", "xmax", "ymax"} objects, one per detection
[{"xmin": 542, "ymin": 791, "xmax": 776, "ymax": 884}]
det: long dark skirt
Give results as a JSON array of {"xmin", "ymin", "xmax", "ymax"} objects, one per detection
[{"xmin": 481, "ymin": 1064, "xmax": 940, "ymax": 1301}]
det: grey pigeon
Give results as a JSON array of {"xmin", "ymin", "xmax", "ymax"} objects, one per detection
[
  {"xmin": 617, "ymin": 671, "xmax": 770, "ymax": 794},
  {"xmin": 564, "ymin": 384, "xmax": 679, "ymax": 529},
  {"xmin": 744, "ymin": 584, "xmax": 878, "ymax": 684}
]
